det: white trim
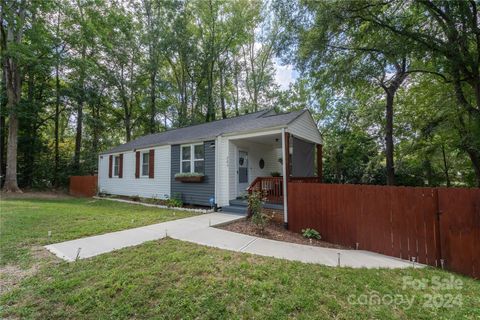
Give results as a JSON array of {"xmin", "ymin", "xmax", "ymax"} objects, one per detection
[
  {"xmin": 281, "ymin": 128, "xmax": 288, "ymax": 225},
  {"xmin": 222, "ymin": 128, "xmax": 284, "ymax": 140},
  {"xmin": 140, "ymin": 151, "xmax": 150, "ymax": 177},
  {"xmin": 180, "ymin": 143, "xmax": 204, "ymax": 174},
  {"xmin": 237, "ymin": 149, "xmax": 249, "ymax": 196},
  {"xmin": 214, "ymin": 138, "xmax": 219, "ymax": 206},
  {"xmin": 113, "ymin": 155, "xmax": 120, "ymax": 178}
]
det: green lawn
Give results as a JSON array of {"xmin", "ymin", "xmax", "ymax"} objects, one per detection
[
  {"xmin": 0, "ymin": 197, "xmax": 194, "ymax": 267},
  {"xmin": 1, "ymin": 197, "xmax": 479, "ymax": 319}
]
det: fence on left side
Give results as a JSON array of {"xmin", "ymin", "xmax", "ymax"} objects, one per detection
[{"xmin": 69, "ymin": 175, "xmax": 98, "ymax": 197}]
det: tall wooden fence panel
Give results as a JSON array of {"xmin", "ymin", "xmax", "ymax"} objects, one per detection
[
  {"xmin": 437, "ymin": 188, "xmax": 480, "ymax": 279},
  {"xmin": 69, "ymin": 175, "xmax": 98, "ymax": 197},
  {"xmin": 288, "ymin": 183, "xmax": 479, "ymax": 278}
]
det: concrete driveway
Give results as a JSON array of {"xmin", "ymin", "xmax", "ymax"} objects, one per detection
[{"xmin": 45, "ymin": 212, "xmax": 418, "ymax": 269}]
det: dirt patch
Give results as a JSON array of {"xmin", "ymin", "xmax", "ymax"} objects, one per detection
[
  {"xmin": 0, "ymin": 190, "xmax": 72, "ymax": 200},
  {"xmin": 219, "ymin": 219, "xmax": 349, "ymax": 249},
  {"xmin": 0, "ymin": 246, "xmax": 58, "ymax": 295}
]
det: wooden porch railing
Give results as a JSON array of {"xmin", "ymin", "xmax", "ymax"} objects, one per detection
[
  {"xmin": 247, "ymin": 177, "xmax": 284, "ymax": 204},
  {"xmin": 247, "ymin": 176, "xmax": 322, "ymax": 205}
]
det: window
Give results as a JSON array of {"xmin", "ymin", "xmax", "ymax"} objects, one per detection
[
  {"xmin": 181, "ymin": 145, "xmax": 191, "ymax": 173},
  {"xmin": 113, "ymin": 155, "xmax": 120, "ymax": 177},
  {"xmin": 181, "ymin": 143, "xmax": 204, "ymax": 174},
  {"xmin": 142, "ymin": 152, "xmax": 149, "ymax": 176}
]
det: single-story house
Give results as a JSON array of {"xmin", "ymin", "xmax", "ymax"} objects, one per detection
[{"xmin": 98, "ymin": 108, "xmax": 322, "ymax": 226}]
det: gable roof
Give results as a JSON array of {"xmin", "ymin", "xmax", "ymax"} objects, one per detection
[{"xmin": 101, "ymin": 109, "xmax": 306, "ymax": 155}]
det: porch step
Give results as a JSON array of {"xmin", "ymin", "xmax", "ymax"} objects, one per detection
[
  {"xmin": 221, "ymin": 205, "xmax": 247, "ymax": 215},
  {"xmin": 227, "ymin": 199, "xmax": 283, "ymax": 211},
  {"xmin": 229, "ymin": 199, "xmax": 248, "ymax": 207}
]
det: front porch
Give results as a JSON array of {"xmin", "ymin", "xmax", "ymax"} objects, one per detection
[{"xmin": 219, "ymin": 129, "xmax": 322, "ymax": 221}]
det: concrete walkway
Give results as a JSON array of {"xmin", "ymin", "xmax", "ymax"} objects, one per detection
[{"xmin": 45, "ymin": 213, "xmax": 418, "ymax": 269}]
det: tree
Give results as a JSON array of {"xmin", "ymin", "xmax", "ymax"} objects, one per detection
[
  {"xmin": 324, "ymin": 0, "xmax": 480, "ymax": 185},
  {"xmin": 1, "ymin": 0, "xmax": 27, "ymax": 192}
]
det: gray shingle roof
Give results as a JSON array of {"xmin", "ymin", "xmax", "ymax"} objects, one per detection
[{"xmin": 101, "ymin": 109, "xmax": 306, "ymax": 155}]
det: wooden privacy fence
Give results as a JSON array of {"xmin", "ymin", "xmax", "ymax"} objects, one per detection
[
  {"xmin": 288, "ymin": 183, "xmax": 480, "ymax": 279},
  {"xmin": 69, "ymin": 175, "xmax": 98, "ymax": 197}
]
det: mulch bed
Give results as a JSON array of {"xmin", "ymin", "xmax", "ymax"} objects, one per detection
[
  {"xmin": 219, "ymin": 219, "xmax": 349, "ymax": 249},
  {"xmin": 104, "ymin": 195, "xmax": 209, "ymax": 210}
]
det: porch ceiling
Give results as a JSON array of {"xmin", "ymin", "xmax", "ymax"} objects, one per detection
[{"xmin": 230, "ymin": 133, "xmax": 282, "ymax": 147}]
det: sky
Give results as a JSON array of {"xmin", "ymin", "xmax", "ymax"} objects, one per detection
[{"xmin": 273, "ymin": 59, "xmax": 298, "ymax": 90}]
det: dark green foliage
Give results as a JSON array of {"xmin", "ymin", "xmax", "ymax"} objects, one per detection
[
  {"xmin": 2, "ymin": 0, "xmax": 479, "ymax": 190},
  {"xmin": 0, "ymin": 0, "xmax": 279, "ymax": 190},
  {"xmin": 301, "ymin": 228, "xmax": 321, "ymax": 239},
  {"xmin": 248, "ymin": 191, "xmax": 269, "ymax": 232}
]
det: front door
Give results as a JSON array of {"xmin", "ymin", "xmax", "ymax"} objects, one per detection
[{"xmin": 238, "ymin": 150, "xmax": 249, "ymax": 196}]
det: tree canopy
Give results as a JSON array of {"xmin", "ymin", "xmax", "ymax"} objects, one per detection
[{"xmin": 1, "ymin": 0, "xmax": 479, "ymax": 190}]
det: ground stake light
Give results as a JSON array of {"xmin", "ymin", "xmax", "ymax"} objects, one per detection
[{"xmin": 75, "ymin": 248, "xmax": 82, "ymax": 261}]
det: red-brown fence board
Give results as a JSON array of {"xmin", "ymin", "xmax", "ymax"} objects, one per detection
[
  {"xmin": 288, "ymin": 182, "xmax": 479, "ymax": 279},
  {"xmin": 69, "ymin": 175, "xmax": 98, "ymax": 197},
  {"xmin": 437, "ymin": 188, "xmax": 480, "ymax": 279}
]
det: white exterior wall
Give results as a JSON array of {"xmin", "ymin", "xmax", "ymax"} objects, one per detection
[
  {"xmin": 215, "ymin": 130, "xmax": 283, "ymax": 207},
  {"xmin": 98, "ymin": 145, "xmax": 171, "ymax": 199},
  {"xmin": 215, "ymin": 136, "xmax": 230, "ymax": 207},
  {"xmin": 287, "ymin": 111, "xmax": 322, "ymax": 144},
  {"xmin": 233, "ymin": 140, "xmax": 282, "ymax": 184},
  {"xmin": 227, "ymin": 140, "xmax": 237, "ymax": 203}
]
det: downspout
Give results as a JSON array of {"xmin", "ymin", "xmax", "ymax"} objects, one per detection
[
  {"xmin": 214, "ymin": 137, "xmax": 219, "ymax": 210},
  {"xmin": 282, "ymin": 128, "xmax": 288, "ymax": 228}
]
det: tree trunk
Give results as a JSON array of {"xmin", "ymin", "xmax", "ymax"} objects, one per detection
[
  {"xmin": 0, "ymin": 113, "xmax": 5, "ymax": 188},
  {"xmin": 206, "ymin": 61, "xmax": 215, "ymax": 122},
  {"xmin": 53, "ymin": 8, "xmax": 61, "ymax": 188},
  {"xmin": 54, "ymin": 58, "xmax": 60, "ymax": 188},
  {"xmin": 233, "ymin": 60, "xmax": 240, "ymax": 116},
  {"xmin": 73, "ymin": 98, "xmax": 83, "ymax": 173},
  {"xmin": 124, "ymin": 111, "xmax": 131, "ymax": 142},
  {"xmin": 466, "ymin": 148, "xmax": 480, "ymax": 187},
  {"xmin": 2, "ymin": 6, "xmax": 25, "ymax": 193},
  {"xmin": 219, "ymin": 67, "xmax": 227, "ymax": 119},
  {"xmin": 4, "ymin": 113, "xmax": 20, "ymax": 192},
  {"xmin": 441, "ymin": 144, "xmax": 451, "ymax": 187},
  {"xmin": 73, "ymin": 47, "xmax": 86, "ymax": 173},
  {"xmin": 24, "ymin": 73, "xmax": 35, "ymax": 187},
  {"xmin": 3, "ymin": 59, "xmax": 21, "ymax": 192},
  {"xmin": 4, "ymin": 53, "xmax": 22, "ymax": 192},
  {"xmin": 149, "ymin": 69, "xmax": 156, "ymax": 133},
  {"xmin": 385, "ymin": 92, "xmax": 395, "ymax": 185},
  {"xmin": 0, "ymin": 71, "xmax": 6, "ymax": 188}
]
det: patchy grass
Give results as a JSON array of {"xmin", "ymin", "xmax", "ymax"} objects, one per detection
[
  {"xmin": 1, "ymin": 240, "xmax": 479, "ymax": 319},
  {"xmin": 0, "ymin": 197, "xmax": 194, "ymax": 267},
  {"xmin": 1, "ymin": 196, "xmax": 479, "ymax": 319}
]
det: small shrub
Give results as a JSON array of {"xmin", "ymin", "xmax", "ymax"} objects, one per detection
[
  {"xmin": 166, "ymin": 198, "xmax": 183, "ymax": 208},
  {"xmin": 302, "ymin": 228, "xmax": 321, "ymax": 240},
  {"xmin": 130, "ymin": 195, "xmax": 141, "ymax": 202},
  {"xmin": 248, "ymin": 191, "xmax": 269, "ymax": 232},
  {"xmin": 166, "ymin": 193, "xmax": 183, "ymax": 208}
]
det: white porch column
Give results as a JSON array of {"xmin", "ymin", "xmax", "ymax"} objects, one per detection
[{"xmin": 281, "ymin": 128, "xmax": 289, "ymax": 228}]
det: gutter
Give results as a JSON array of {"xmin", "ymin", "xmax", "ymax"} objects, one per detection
[{"xmin": 219, "ymin": 125, "xmax": 287, "ymax": 138}]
